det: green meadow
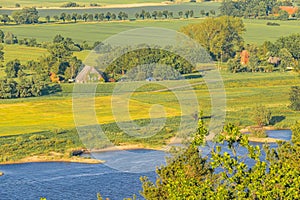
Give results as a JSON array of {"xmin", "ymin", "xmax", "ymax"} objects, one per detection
[
  {"xmin": 0, "ymin": 19, "xmax": 299, "ymax": 46},
  {"xmin": 0, "ymin": 12, "xmax": 299, "ymax": 138},
  {"xmin": 0, "ymin": 72, "xmax": 299, "ymax": 136}
]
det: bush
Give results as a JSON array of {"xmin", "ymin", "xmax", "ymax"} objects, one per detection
[
  {"xmin": 289, "ymin": 86, "xmax": 300, "ymax": 111},
  {"xmin": 266, "ymin": 22, "xmax": 280, "ymax": 26},
  {"xmin": 61, "ymin": 2, "xmax": 79, "ymax": 8},
  {"xmin": 252, "ymin": 105, "xmax": 272, "ymax": 127}
]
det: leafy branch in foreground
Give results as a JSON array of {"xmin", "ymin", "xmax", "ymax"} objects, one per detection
[{"xmin": 139, "ymin": 120, "xmax": 300, "ymax": 199}]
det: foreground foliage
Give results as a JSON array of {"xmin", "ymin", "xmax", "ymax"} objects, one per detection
[{"xmin": 140, "ymin": 119, "xmax": 300, "ymax": 199}]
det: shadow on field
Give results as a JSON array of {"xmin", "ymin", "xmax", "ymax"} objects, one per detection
[{"xmin": 270, "ymin": 115, "xmax": 286, "ymax": 125}]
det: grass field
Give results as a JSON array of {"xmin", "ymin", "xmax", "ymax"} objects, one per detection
[
  {"xmin": 0, "ymin": 2, "xmax": 220, "ymax": 18},
  {"xmin": 0, "ymin": 19, "xmax": 299, "ymax": 47},
  {"xmin": 244, "ymin": 19, "xmax": 300, "ymax": 44},
  {"xmin": 0, "ymin": 72, "xmax": 299, "ymax": 136},
  {"xmin": 0, "ymin": 0, "xmax": 165, "ymax": 8}
]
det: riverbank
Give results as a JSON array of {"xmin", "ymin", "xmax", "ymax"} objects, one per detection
[
  {"xmin": 87, "ymin": 144, "xmax": 163, "ymax": 153},
  {"xmin": 0, "ymin": 171, "xmax": 3, "ymax": 176},
  {"xmin": 0, "ymin": 155, "xmax": 103, "ymax": 165}
]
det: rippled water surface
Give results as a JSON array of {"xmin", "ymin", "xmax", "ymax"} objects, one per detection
[{"xmin": 0, "ymin": 130, "xmax": 292, "ymax": 200}]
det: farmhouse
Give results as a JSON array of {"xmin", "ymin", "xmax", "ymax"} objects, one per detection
[{"xmin": 75, "ymin": 65, "xmax": 105, "ymax": 83}]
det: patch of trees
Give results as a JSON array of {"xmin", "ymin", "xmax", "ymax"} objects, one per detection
[
  {"xmin": 227, "ymin": 34, "xmax": 300, "ymax": 73},
  {"xmin": 61, "ymin": 2, "xmax": 80, "ymax": 8},
  {"xmin": 137, "ymin": 120, "xmax": 300, "ymax": 199},
  {"xmin": 289, "ymin": 86, "xmax": 300, "ymax": 111},
  {"xmin": 11, "ymin": 7, "xmax": 39, "ymax": 24},
  {"xmin": 37, "ymin": 34, "xmax": 83, "ymax": 81},
  {"xmin": 220, "ymin": 0, "xmax": 297, "ymax": 20},
  {"xmin": 0, "ymin": 34, "xmax": 86, "ymax": 99},
  {"xmin": 0, "ymin": 59, "xmax": 61, "ymax": 99},
  {"xmin": 94, "ymin": 44, "xmax": 207, "ymax": 81},
  {"xmin": 180, "ymin": 16, "xmax": 245, "ymax": 62}
]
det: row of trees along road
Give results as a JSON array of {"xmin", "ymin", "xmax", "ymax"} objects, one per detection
[{"xmin": 0, "ymin": 7, "xmax": 219, "ymax": 25}]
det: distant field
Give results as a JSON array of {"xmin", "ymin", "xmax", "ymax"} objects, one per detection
[
  {"xmin": 243, "ymin": 19, "xmax": 300, "ymax": 44},
  {"xmin": 0, "ymin": 19, "xmax": 204, "ymax": 45},
  {"xmin": 0, "ymin": 72, "xmax": 299, "ymax": 136},
  {"xmin": 3, "ymin": 45, "xmax": 48, "ymax": 63},
  {"xmin": 0, "ymin": 0, "xmax": 165, "ymax": 8},
  {"xmin": 0, "ymin": 3, "xmax": 220, "ymax": 18},
  {"xmin": 0, "ymin": 19, "xmax": 299, "ymax": 47}
]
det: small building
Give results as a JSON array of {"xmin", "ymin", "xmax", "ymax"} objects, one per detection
[
  {"xmin": 240, "ymin": 50, "xmax": 250, "ymax": 65},
  {"xmin": 75, "ymin": 65, "xmax": 105, "ymax": 83},
  {"xmin": 279, "ymin": 6, "xmax": 298, "ymax": 15},
  {"xmin": 268, "ymin": 57, "xmax": 281, "ymax": 67}
]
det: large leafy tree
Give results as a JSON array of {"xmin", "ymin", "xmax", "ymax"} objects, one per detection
[
  {"xmin": 139, "ymin": 121, "xmax": 300, "ymax": 199},
  {"xmin": 5, "ymin": 59, "xmax": 21, "ymax": 78},
  {"xmin": 180, "ymin": 16, "xmax": 245, "ymax": 61},
  {"xmin": 12, "ymin": 7, "xmax": 39, "ymax": 24},
  {"xmin": 289, "ymin": 86, "xmax": 300, "ymax": 111}
]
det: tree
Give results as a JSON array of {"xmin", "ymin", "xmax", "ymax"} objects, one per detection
[
  {"xmin": 4, "ymin": 32, "xmax": 18, "ymax": 44},
  {"xmin": 45, "ymin": 15, "xmax": 50, "ymax": 23},
  {"xmin": 152, "ymin": 11, "xmax": 158, "ymax": 19},
  {"xmin": 53, "ymin": 34, "xmax": 64, "ymax": 43},
  {"xmin": 71, "ymin": 13, "xmax": 77, "ymax": 22},
  {"xmin": 1, "ymin": 14, "xmax": 11, "ymax": 24},
  {"xmin": 111, "ymin": 13, "xmax": 116, "ymax": 20},
  {"xmin": 105, "ymin": 12, "xmax": 111, "ymax": 21},
  {"xmin": 60, "ymin": 12, "xmax": 66, "ymax": 22},
  {"xmin": 94, "ymin": 13, "xmax": 99, "ymax": 21},
  {"xmin": 0, "ymin": 30, "xmax": 4, "ymax": 43},
  {"xmin": 88, "ymin": 14, "xmax": 94, "ymax": 21},
  {"xmin": 140, "ymin": 121, "xmax": 300, "ymax": 199},
  {"xmin": 180, "ymin": 16, "xmax": 245, "ymax": 61},
  {"xmin": 278, "ymin": 10, "xmax": 289, "ymax": 20},
  {"xmin": 289, "ymin": 86, "xmax": 300, "ymax": 111},
  {"xmin": 66, "ymin": 14, "xmax": 71, "ymax": 22},
  {"xmin": 12, "ymin": 7, "xmax": 39, "ymax": 24},
  {"xmin": 81, "ymin": 13, "xmax": 87, "ymax": 22},
  {"xmin": 178, "ymin": 11, "xmax": 183, "ymax": 18},
  {"xmin": 0, "ymin": 44, "xmax": 4, "ymax": 61},
  {"xmin": 279, "ymin": 48, "xmax": 294, "ymax": 71},
  {"xmin": 53, "ymin": 15, "xmax": 59, "ymax": 21},
  {"xmin": 252, "ymin": 105, "xmax": 272, "ymax": 127},
  {"xmin": 5, "ymin": 59, "xmax": 22, "ymax": 78}
]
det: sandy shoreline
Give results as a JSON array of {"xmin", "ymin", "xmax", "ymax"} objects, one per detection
[
  {"xmin": 0, "ymin": 127, "xmax": 290, "ymax": 166},
  {"xmin": 0, "ymin": 2, "xmax": 171, "ymax": 10},
  {"xmin": 87, "ymin": 144, "xmax": 163, "ymax": 153},
  {"xmin": 0, "ymin": 155, "xmax": 104, "ymax": 165}
]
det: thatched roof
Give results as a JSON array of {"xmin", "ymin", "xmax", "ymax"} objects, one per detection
[{"xmin": 75, "ymin": 65, "xmax": 104, "ymax": 83}]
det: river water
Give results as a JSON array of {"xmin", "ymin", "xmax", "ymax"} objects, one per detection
[{"xmin": 0, "ymin": 130, "xmax": 292, "ymax": 200}]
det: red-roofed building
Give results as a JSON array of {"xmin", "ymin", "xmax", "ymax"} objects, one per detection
[{"xmin": 279, "ymin": 6, "xmax": 298, "ymax": 15}]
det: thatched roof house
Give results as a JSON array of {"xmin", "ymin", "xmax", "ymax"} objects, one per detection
[{"xmin": 75, "ymin": 65, "xmax": 105, "ymax": 83}]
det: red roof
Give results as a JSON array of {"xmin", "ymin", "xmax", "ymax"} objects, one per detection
[{"xmin": 279, "ymin": 6, "xmax": 298, "ymax": 15}]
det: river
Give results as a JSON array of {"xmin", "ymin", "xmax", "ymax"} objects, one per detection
[{"xmin": 0, "ymin": 130, "xmax": 292, "ymax": 200}]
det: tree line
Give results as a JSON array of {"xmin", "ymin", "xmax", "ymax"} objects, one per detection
[
  {"xmin": 180, "ymin": 16, "xmax": 300, "ymax": 73},
  {"xmin": 0, "ymin": 7, "xmax": 218, "ymax": 25},
  {"xmin": 220, "ymin": 0, "xmax": 300, "ymax": 20},
  {"xmin": 0, "ymin": 34, "xmax": 86, "ymax": 99},
  {"xmin": 227, "ymin": 34, "xmax": 300, "ymax": 73}
]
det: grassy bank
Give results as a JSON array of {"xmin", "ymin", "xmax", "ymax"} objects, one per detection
[{"xmin": 0, "ymin": 72, "xmax": 299, "ymax": 137}]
